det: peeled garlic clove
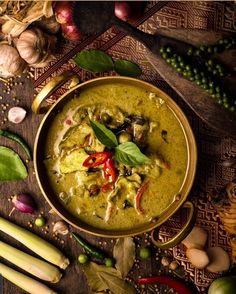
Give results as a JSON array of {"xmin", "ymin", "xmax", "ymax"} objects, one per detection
[
  {"xmin": 53, "ymin": 220, "xmax": 69, "ymax": 235},
  {"xmin": 8, "ymin": 107, "xmax": 26, "ymax": 124}
]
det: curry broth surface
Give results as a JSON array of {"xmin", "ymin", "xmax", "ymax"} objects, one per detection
[{"xmin": 45, "ymin": 83, "xmax": 188, "ymax": 230}]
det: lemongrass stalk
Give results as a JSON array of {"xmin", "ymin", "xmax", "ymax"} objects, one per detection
[
  {"xmin": 0, "ymin": 217, "xmax": 69, "ymax": 269},
  {"xmin": 0, "ymin": 262, "xmax": 57, "ymax": 294},
  {"xmin": 0, "ymin": 241, "xmax": 62, "ymax": 283}
]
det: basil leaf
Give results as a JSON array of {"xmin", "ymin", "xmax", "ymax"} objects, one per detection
[
  {"xmin": 90, "ymin": 120, "xmax": 118, "ymax": 148},
  {"xmin": 115, "ymin": 142, "xmax": 149, "ymax": 166},
  {"xmin": 114, "ymin": 59, "xmax": 142, "ymax": 77},
  {"xmin": 74, "ymin": 50, "xmax": 114, "ymax": 73},
  {"xmin": 0, "ymin": 146, "xmax": 28, "ymax": 181}
]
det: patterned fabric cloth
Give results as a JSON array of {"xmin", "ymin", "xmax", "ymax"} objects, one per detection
[{"xmin": 32, "ymin": 2, "xmax": 236, "ymax": 292}]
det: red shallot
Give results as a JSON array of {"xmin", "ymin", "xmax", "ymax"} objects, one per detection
[{"xmin": 10, "ymin": 194, "xmax": 36, "ymax": 215}]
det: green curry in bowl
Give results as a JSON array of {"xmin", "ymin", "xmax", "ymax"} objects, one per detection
[{"xmin": 44, "ymin": 82, "xmax": 188, "ymax": 230}]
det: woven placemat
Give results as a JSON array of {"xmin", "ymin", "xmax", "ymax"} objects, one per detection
[{"xmin": 32, "ymin": 2, "xmax": 236, "ymax": 292}]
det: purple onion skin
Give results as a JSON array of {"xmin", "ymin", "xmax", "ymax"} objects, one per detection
[{"xmin": 12, "ymin": 194, "xmax": 36, "ymax": 214}]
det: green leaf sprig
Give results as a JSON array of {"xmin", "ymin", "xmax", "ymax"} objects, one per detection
[
  {"xmin": 0, "ymin": 146, "xmax": 28, "ymax": 181},
  {"xmin": 90, "ymin": 120, "xmax": 149, "ymax": 166},
  {"xmin": 90, "ymin": 120, "xmax": 118, "ymax": 148},
  {"xmin": 74, "ymin": 50, "xmax": 142, "ymax": 77}
]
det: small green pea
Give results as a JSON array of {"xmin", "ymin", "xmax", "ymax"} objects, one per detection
[
  {"xmin": 193, "ymin": 68, "xmax": 198, "ymax": 74},
  {"xmin": 177, "ymin": 68, "xmax": 181, "ymax": 72},
  {"xmin": 166, "ymin": 47, "xmax": 172, "ymax": 53},
  {"xmin": 78, "ymin": 254, "xmax": 89, "ymax": 264},
  {"xmin": 177, "ymin": 56, "xmax": 182, "ymax": 62},
  {"xmin": 213, "ymin": 46, "xmax": 218, "ymax": 53},
  {"xmin": 189, "ymin": 77, "xmax": 194, "ymax": 81},
  {"xmin": 207, "ymin": 47, "xmax": 213, "ymax": 53},
  {"xmin": 162, "ymin": 52, "xmax": 168, "ymax": 59},
  {"xmin": 159, "ymin": 47, "xmax": 164, "ymax": 54},
  {"xmin": 223, "ymin": 97, "xmax": 228, "ymax": 103},
  {"xmin": 209, "ymin": 82, "xmax": 214, "ymax": 88},
  {"xmin": 166, "ymin": 58, "xmax": 171, "ymax": 64},
  {"xmin": 200, "ymin": 45, "xmax": 205, "ymax": 51},
  {"xmin": 139, "ymin": 247, "xmax": 152, "ymax": 259},
  {"xmin": 173, "ymin": 63, "xmax": 178, "ymax": 68},
  {"xmin": 185, "ymin": 65, "xmax": 191, "ymax": 71},
  {"xmin": 187, "ymin": 48, "xmax": 193, "ymax": 55},
  {"xmin": 195, "ymin": 50, "xmax": 201, "ymax": 56},
  {"xmin": 218, "ymin": 39, "xmax": 224, "ymax": 45},
  {"xmin": 35, "ymin": 217, "xmax": 46, "ymax": 227},
  {"xmin": 212, "ymin": 69, "xmax": 217, "ymax": 75},
  {"xmin": 222, "ymin": 92, "xmax": 227, "ymax": 98},
  {"xmin": 179, "ymin": 62, "xmax": 185, "ymax": 68},
  {"xmin": 201, "ymin": 78, "xmax": 207, "ymax": 84},
  {"xmin": 104, "ymin": 258, "xmax": 114, "ymax": 267},
  {"xmin": 208, "ymin": 59, "xmax": 213, "ymax": 66},
  {"xmin": 215, "ymin": 86, "xmax": 220, "ymax": 93},
  {"xmin": 229, "ymin": 106, "xmax": 235, "ymax": 112},
  {"xmin": 196, "ymin": 80, "xmax": 201, "ymax": 86}
]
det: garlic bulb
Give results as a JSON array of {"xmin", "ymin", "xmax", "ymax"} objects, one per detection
[
  {"xmin": 53, "ymin": 220, "xmax": 69, "ymax": 235},
  {"xmin": 8, "ymin": 107, "xmax": 27, "ymax": 124},
  {"xmin": 0, "ymin": 44, "xmax": 27, "ymax": 78},
  {"xmin": 16, "ymin": 28, "xmax": 56, "ymax": 66}
]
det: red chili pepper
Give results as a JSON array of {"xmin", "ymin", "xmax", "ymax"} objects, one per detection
[
  {"xmin": 137, "ymin": 276, "xmax": 193, "ymax": 294},
  {"xmin": 101, "ymin": 182, "xmax": 114, "ymax": 193},
  {"xmin": 82, "ymin": 152, "xmax": 112, "ymax": 168},
  {"xmin": 103, "ymin": 158, "xmax": 117, "ymax": 182},
  {"xmin": 135, "ymin": 181, "xmax": 149, "ymax": 214}
]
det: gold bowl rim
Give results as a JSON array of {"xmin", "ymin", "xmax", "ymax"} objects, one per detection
[{"xmin": 34, "ymin": 76, "xmax": 197, "ymax": 238}]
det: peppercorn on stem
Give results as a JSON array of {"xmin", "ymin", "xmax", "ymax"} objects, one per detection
[
  {"xmin": 0, "ymin": 217, "xmax": 69, "ymax": 269},
  {"xmin": 0, "ymin": 241, "xmax": 62, "ymax": 283},
  {"xmin": 0, "ymin": 263, "xmax": 57, "ymax": 294}
]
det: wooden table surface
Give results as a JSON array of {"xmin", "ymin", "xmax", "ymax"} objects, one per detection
[{"xmin": 1, "ymin": 1, "xmax": 236, "ymax": 294}]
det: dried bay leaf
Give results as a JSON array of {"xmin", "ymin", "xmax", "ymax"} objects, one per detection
[
  {"xmin": 83, "ymin": 262, "xmax": 136, "ymax": 294},
  {"xmin": 113, "ymin": 237, "xmax": 136, "ymax": 278},
  {"xmin": 83, "ymin": 262, "xmax": 107, "ymax": 292}
]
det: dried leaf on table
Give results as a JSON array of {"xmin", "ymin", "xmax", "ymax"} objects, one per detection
[
  {"xmin": 113, "ymin": 237, "xmax": 136, "ymax": 278},
  {"xmin": 0, "ymin": 1, "xmax": 54, "ymax": 37},
  {"xmin": 83, "ymin": 262, "xmax": 136, "ymax": 294}
]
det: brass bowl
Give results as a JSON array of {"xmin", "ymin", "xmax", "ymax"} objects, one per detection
[{"xmin": 33, "ymin": 72, "xmax": 197, "ymax": 247}]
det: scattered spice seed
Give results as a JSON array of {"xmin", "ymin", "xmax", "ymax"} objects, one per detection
[
  {"xmin": 169, "ymin": 261, "xmax": 179, "ymax": 270},
  {"xmin": 161, "ymin": 256, "xmax": 170, "ymax": 267}
]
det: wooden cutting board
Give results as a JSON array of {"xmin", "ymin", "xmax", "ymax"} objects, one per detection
[{"xmin": 146, "ymin": 28, "xmax": 236, "ymax": 137}]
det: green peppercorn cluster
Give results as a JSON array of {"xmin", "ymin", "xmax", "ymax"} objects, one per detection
[
  {"xmin": 187, "ymin": 37, "xmax": 236, "ymax": 58},
  {"xmin": 159, "ymin": 44, "xmax": 236, "ymax": 114}
]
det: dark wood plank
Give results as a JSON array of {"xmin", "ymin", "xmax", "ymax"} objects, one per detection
[
  {"xmin": 0, "ymin": 74, "xmax": 96, "ymax": 294},
  {"xmin": 146, "ymin": 28, "xmax": 236, "ymax": 137}
]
